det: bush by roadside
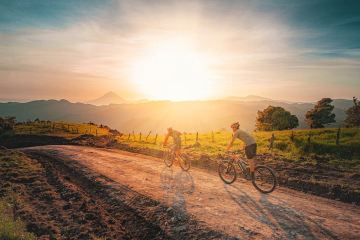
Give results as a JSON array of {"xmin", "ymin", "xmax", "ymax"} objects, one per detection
[{"xmin": 0, "ymin": 199, "xmax": 36, "ymax": 240}]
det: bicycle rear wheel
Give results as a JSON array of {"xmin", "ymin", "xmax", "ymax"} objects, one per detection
[
  {"xmin": 178, "ymin": 154, "xmax": 191, "ymax": 171},
  {"xmin": 163, "ymin": 150, "xmax": 174, "ymax": 167},
  {"xmin": 218, "ymin": 161, "xmax": 237, "ymax": 184},
  {"xmin": 252, "ymin": 165, "xmax": 277, "ymax": 193}
]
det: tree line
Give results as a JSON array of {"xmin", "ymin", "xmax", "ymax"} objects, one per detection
[{"xmin": 255, "ymin": 97, "xmax": 360, "ymax": 131}]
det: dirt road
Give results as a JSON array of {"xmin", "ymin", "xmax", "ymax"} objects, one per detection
[{"xmin": 22, "ymin": 145, "xmax": 360, "ymax": 240}]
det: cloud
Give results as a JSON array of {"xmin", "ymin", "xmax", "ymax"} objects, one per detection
[{"xmin": 0, "ymin": 0, "xmax": 359, "ymax": 101}]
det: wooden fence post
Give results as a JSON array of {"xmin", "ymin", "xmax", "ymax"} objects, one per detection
[
  {"xmin": 290, "ymin": 131, "xmax": 295, "ymax": 142},
  {"xmin": 211, "ymin": 131, "xmax": 214, "ymax": 143},
  {"xmin": 146, "ymin": 131, "xmax": 152, "ymax": 141},
  {"xmin": 336, "ymin": 127, "xmax": 341, "ymax": 145},
  {"xmin": 154, "ymin": 134, "xmax": 158, "ymax": 144},
  {"xmin": 269, "ymin": 133, "xmax": 275, "ymax": 150},
  {"xmin": 307, "ymin": 133, "xmax": 311, "ymax": 144},
  {"xmin": 132, "ymin": 131, "xmax": 136, "ymax": 141},
  {"xmin": 196, "ymin": 132, "xmax": 199, "ymax": 142},
  {"xmin": 139, "ymin": 132, "xmax": 142, "ymax": 141}
]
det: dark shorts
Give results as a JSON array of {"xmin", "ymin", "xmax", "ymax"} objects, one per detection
[{"xmin": 245, "ymin": 143, "xmax": 257, "ymax": 159}]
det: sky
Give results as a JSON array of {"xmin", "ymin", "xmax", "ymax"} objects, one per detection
[{"xmin": 0, "ymin": 0, "xmax": 359, "ymax": 102}]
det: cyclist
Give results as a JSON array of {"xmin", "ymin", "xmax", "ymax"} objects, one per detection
[
  {"xmin": 226, "ymin": 122, "xmax": 257, "ymax": 178},
  {"xmin": 163, "ymin": 127, "xmax": 182, "ymax": 156}
]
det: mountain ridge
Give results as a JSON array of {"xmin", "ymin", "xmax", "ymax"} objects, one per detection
[
  {"xmin": 0, "ymin": 98, "xmax": 353, "ymax": 132},
  {"xmin": 87, "ymin": 91, "xmax": 126, "ymax": 106}
]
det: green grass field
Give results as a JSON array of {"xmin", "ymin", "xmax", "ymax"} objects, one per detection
[
  {"xmin": 13, "ymin": 121, "xmax": 110, "ymax": 138},
  {"xmin": 118, "ymin": 128, "xmax": 360, "ymax": 156}
]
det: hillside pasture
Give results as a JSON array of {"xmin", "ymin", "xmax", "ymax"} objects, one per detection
[
  {"xmin": 117, "ymin": 127, "xmax": 360, "ymax": 171},
  {"xmin": 13, "ymin": 121, "xmax": 110, "ymax": 138}
]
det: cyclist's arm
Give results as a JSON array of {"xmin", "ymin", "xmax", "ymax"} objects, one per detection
[
  {"xmin": 163, "ymin": 133, "xmax": 170, "ymax": 146},
  {"xmin": 226, "ymin": 136, "xmax": 236, "ymax": 151}
]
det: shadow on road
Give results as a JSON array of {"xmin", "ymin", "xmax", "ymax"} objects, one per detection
[
  {"xmin": 160, "ymin": 166, "xmax": 195, "ymax": 219},
  {"xmin": 224, "ymin": 183, "xmax": 339, "ymax": 240}
]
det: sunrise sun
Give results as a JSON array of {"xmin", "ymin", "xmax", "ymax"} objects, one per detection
[{"xmin": 130, "ymin": 40, "xmax": 215, "ymax": 101}]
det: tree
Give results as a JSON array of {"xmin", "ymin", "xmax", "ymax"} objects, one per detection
[
  {"xmin": 305, "ymin": 98, "xmax": 335, "ymax": 128},
  {"xmin": 344, "ymin": 97, "xmax": 360, "ymax": 127},
  {"xmin": 255, "ymin": 106, "xmax": 299, "ymax": 131}
]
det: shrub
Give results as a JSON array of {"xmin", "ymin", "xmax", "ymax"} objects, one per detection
[{"xmin": 0, "ymin": 200, "xmax": 36, "ymax": 240}]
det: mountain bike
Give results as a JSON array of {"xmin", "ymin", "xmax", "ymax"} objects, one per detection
[
  {"xmin": 162, "ymin": 145, "xmax": 191, "ymax": 171},
  {"xmin": 218, "ymin": 153, "xmax": 277, "ymax": 193}
]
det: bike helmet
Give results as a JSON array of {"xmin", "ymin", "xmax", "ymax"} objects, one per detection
[{"xmin": 230, "ymin": 122, "xmax": 240, "ymax": 129}]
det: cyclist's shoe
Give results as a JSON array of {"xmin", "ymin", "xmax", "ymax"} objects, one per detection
[{"xmin": 245, "ymin": 174, "xmax": 252, "ymax": 180}]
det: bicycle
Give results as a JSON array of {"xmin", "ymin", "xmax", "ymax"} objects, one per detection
[
  {"xmin": 218, "ymin": 153, "xmax": 277, "ymax": 193},
  {"xmin": 162, "ymin": 145, "xmax": 191, "ymax": 171}
]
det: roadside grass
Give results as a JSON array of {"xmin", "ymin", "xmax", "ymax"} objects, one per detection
[
  {"xmin": 0, "ymin": 150, "xmax": 37, "ymax": 240},
  {"xmin": 14, "ymin": 121, "xmax": 110, "ymax": 138},
  {"xmin": 0, "ymin": 200, "xmax": 36, "ymax": 240}
]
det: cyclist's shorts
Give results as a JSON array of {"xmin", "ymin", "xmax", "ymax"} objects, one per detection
[
  {"xmin": 245, "ymin": 143, "xmax": 257, "ymax": 159},
  {"xmin": 172, "ymin": 137, "xmax": 181, "ymax": 151}
]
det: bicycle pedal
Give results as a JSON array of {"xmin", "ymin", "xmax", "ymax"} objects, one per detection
[{"xmin": 245, "ymin": 175, "xmax": 252, "ymax": 180}]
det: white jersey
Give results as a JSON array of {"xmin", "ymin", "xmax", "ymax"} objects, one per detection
[{"xmin": 232, "ymin": 129, "xmax": 256, "ymax": 146}]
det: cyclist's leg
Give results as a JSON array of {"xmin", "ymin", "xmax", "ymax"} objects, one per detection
[
  {"xmin": 249, "ymin": 159, "xmax": 256, "ymax": 173},
  {"xmin": 245, "ymin": 144, "xmax": 257, "ymax": 175},
  {"xmin": 174, "ymin": 138, "xmax": 181, "ymax": 157}
]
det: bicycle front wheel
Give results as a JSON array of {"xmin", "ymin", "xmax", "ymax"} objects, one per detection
[
  {"xmin": 163, "ymin": 150, "xmax": 174, "ymax": 167},
  {"xmin": 252, "ymin": 165, "xmax": 277, "ymax": 194},
  {"xmin": 218, "ymin": 161, "xmax": 237, "ymax": 184},
  {"xmin": 178, "ymin": 154, "xmax": 191, "ymax": 171}
]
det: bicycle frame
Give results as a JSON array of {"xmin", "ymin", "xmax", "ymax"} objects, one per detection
[
  {"xmin": 227, "ymin": 156, "xmax": 250, "ymax": 179},
  {"xmin": 165, "ymin": 145, "xmax": 179, "ymax": 159}
]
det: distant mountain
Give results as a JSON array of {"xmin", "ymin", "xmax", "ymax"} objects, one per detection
[
  {"xmin": 0, "ymin": 98, "xmax": 31, "ymax": 103},
  {"xmin": 88, "ymin": 92, "xmax": 126, "ymax": 106},
  {"xmin": 0, "ymin": 98, "xmax": 354, "ymax": 132},
  {"xmin": 224, "ymin": 95, "xmax": 272, "ymax": 102}
]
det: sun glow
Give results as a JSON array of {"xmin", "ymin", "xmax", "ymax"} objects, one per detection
[{"xmin": 130, "ymin": 40, "xmax": 215, "ymax": 101}]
